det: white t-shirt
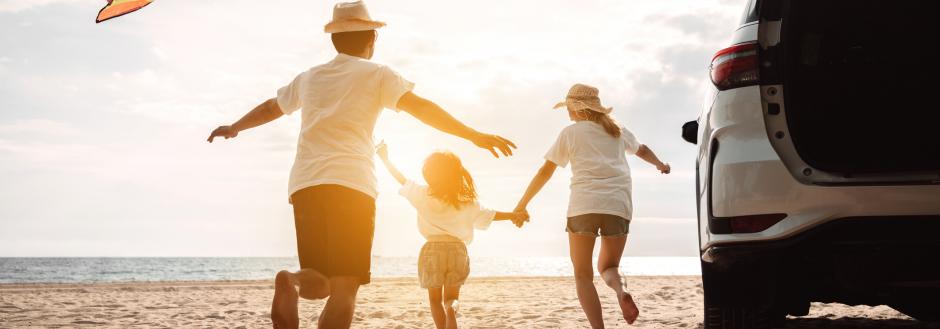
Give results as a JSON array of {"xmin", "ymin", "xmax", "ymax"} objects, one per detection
[
  {"xmin": 277, "ymin": 54, "xmax": 414, "ymax": 200},
  {"xmin": 399, "ymin": 180, "xmax": 496, "ymax": 243},
  {"xmin": 544, "ymin": 121, "xmax": 641, "ymax": 219}
]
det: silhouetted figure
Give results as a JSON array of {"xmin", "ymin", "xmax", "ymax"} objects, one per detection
[
  {"xmin": 207, "ymin": 2, "xmax": 515, "ymax": 328},
  {"xmin": 515, "ymin": 83, "xmax": 670, "ymax": 328}
]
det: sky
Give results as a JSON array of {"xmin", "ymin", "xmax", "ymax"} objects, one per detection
[{"xmin": 0, "ymin": 0, "xmax": 744, "ymax": 257}]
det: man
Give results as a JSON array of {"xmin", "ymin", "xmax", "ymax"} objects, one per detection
[{"xmin": 206, "ymin": 1, "xmax": 516, "ymax": 328}]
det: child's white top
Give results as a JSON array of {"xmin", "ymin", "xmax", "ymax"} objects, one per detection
[
  {"xmin": 399, "ymin": 180, "xmax": 496, "ymax": 243},
  {"xmin": 544, "ymin": 121, "xmax": 641, "ymax": 219}
]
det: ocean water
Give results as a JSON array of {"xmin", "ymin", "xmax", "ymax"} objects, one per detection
[{"xmin": 0, "ymin": 257, "xmax": 700, "ymax": 284}]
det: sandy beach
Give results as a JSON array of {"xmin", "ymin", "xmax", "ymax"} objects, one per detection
[{"xmin": 0, "ymin": 276, "xmax": 933, "ymax": 329}]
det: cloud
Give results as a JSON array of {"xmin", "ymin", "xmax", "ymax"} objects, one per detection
[
  {"xmin": 0, "ymin": 119, "xmax": 78, "ymax": 136},
  {"xmin": 0, "ymin": 0, "xmax": 94, "ymax": 12},
  {"xmin": 0, "ymin": 0, "xmax": 741, "ymax": 257},
  {"xmin": 646, "ymin": 12, "xmax": 739, "ymax": 44}
]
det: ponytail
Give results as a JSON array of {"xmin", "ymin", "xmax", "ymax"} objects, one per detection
[{"xmin": 578, "ymin": 110, "xmax": 622, "ymax": 138}]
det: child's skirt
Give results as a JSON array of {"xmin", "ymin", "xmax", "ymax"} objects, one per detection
[{"xmin": 418, "ymin": 235, "xmax": 470, "ymax": 288}]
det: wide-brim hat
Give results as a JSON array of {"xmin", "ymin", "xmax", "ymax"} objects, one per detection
[
  {"xmin": 552, "ymin": 83, "xmax": 613, "ymax": 115},
  {"xmin": 324, "ymin": 1, "xmax": 386, "ymax": 33}
]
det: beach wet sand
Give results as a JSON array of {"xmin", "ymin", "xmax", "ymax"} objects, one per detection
[{"xmin": 1, "ymin": 276, "xmax": 932, "ymax": 328}]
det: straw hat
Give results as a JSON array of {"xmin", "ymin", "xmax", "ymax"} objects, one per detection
[
  {"xmin": 324, "ymin": 1, "xmax": 386, "ymax": 33},
  {"xmin": 553, "ymin": 83, "xmax": 613, "ymax": 114}
]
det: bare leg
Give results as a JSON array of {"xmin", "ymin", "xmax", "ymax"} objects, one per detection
[
  {"xmin": 271, "ymin": 268, "xmax": 330, "ymax": 329},
  {"xmin": 569, "ymin": 233, "xmax": 604, "ymax": 329},
  {"xmin": 296, "ymin": 269, "xmax": 331, "ymax": 300},
  {"xmin": 443, "ymin": 285, "xmax": 461, "ymax": 329},
  {"xmin": 599, "ymin": 235, "xmax": 639, "ymax": 325},
  {"xmin": 317, "ymin": 276, "xmax": 361, "ymax": 329},
  {"xmin": 427, "ymin": 288, "xmax": 446, "ymax": 329}
]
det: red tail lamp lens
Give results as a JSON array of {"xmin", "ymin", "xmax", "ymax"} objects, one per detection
[
  {"xmin": 729, "ymin": 213, "xmax": 787, "ymax": 233},
  {"xmin": 710, "ymin": 42, "xmax": 760, "ymax": 90}
]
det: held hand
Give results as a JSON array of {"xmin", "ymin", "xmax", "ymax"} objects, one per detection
[
  {"xmin": 511, "ymin": 208, "xmax": 530, "ymax": 228},
  {"xmin": 511, "ymin": 215, "xmax": 526, "ymax": 228},
  {"xmin": 207, "ymin": 125, "xmax": 238, "ymax": 143},
  {"xmin": 375, "ymin": 141, "xmax": 389, "ymax": 160},
  {"xmin": 657, "ymin": 163, "xmax": 671, "ymax": 174},
  {"xmin": 471, "ymin": 133, "xmax": 516, "ymax": 158}
]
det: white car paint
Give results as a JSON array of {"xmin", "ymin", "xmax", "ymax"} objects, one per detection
[{"xmin": 696, "ymin": 18, "xmax": 940, "ymax": 251}]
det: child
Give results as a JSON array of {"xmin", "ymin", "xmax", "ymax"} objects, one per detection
[
  {"xmin": 514, "ymin": 83, "xmax": 671, "ymax": 328},
  {"xmin": 208, "ymin": 2, "xmax": 515, "ymax": 328},
  {"xmin": 377, "ymin": 143, "xmax": 527, "ymax": 329}
]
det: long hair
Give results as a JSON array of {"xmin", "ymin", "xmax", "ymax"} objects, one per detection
[
  {"xmin": 576, "ymin": 109, "xmax": 622, "ymax": 138},
  {"xmin": 422, "ymin": 152, "xmax": 477, "ymax": 209}
]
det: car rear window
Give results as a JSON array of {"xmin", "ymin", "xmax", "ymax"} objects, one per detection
[{"xmin": 741, "ymin": 0, "xmax": 759, "ymax": 25}]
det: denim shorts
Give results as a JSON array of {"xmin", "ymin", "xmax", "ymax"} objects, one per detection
[{"xmin": 566, "ymin": 213, "xmax": 630, "ymax": 237}]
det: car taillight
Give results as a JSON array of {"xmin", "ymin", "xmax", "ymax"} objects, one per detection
[
  {"xmin": 729, "ymin": 213, "xmax": 786, "ymax": 234},
  {"xmin": 710, "ymin": 42, "xmax": 760, "ymax": 90}
]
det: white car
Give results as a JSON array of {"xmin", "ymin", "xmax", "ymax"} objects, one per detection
[{"xmin": 683, "ymin": 0, "xmax": 940, "ymax": 327}]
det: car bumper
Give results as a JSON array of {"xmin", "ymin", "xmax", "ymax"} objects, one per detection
[{"xmin": 702, "ymin": 215, "xmax": 940, "ymax": 306}]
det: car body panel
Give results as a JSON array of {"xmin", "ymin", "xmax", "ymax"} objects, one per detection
[
  {"xmin": 695, "ymin": 0, "xmax": 940, "ymax": 323},
  {"xmin": 696, "ymin": 5, "xmax": 940, "ymax": 251}
]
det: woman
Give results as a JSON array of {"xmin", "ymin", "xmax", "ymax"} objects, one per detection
[{"xmin": 514, "ymin": 83, "xmax": 671, "ymax": 328}]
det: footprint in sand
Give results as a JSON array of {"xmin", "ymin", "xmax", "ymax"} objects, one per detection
[
  {"xmin": 369, "ymin": 310, "xmax": 389, "ymax": 318},
  {"xmin": 204, "ymin": 313, "xmax": 225, "ymax": 320},
  {"xmin": 0, "ymin": 305, "xmax": 23, "ymax": 314},
  {"xmin": 538, "ymin": 318, "xmax": 562, "ymax": 324},
  {"xmin": 224, "ymin": 309, "xmax": 255, "ymax": 315}
]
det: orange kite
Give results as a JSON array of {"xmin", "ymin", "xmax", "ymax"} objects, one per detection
[{"xmin": 96, "ymin": 0, "xmax": 153, "ymax": 23}]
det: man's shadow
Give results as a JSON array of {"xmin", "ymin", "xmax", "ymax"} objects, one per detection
[
  {"xmin": 783, "ymin": 317, "xmax": 939, "ymax": 329},
  {"xmin": 693, "ymin": 317, "xmax": 939, "ymax": 329}
]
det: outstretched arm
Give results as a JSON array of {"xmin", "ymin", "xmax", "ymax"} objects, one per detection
[
  {"xmin": 396, "ymin": 92, "xmax": 516, "ymax": 158},
  {"xmin": 207, "ymin": 98, "xmax": 284, "ymax": 143},
  {"xmin": 494, "ymin": 211, "xmax": 530, "ymax": 228},
  {"xmin": 514, "ymin": 161, "xmax": 558, "ymax": 213},
  {"xmin": 376, "ymin": 143, "xmax": 407, "ymax": 185},
  {"xmin": 635, "ymin": 144, "xmax": 671, "ymax": 174}
]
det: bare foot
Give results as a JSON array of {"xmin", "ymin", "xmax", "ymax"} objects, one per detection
[
  {"xmin": 271, "ymin": 270, "xmax": 299, "ymax": 329},
  {"xmin": 619, "ymin": 292, "xmax": 640, "ymax": 325}
]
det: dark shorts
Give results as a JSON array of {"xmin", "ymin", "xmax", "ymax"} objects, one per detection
[
  {"xmin": 566, "ymin": 213, "xmax": 630, "ymax": 237},
  {"xmin": 291, "ymin": 184, "xmax": 376, "ymax": 285}
]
